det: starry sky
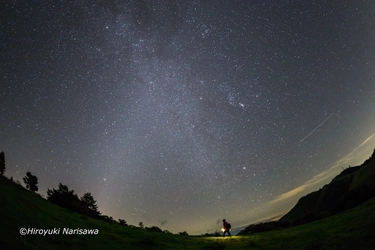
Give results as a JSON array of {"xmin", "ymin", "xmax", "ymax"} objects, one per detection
[{"xmin": 1, "ymin": 0, "xmax": 375, "ymax": 235}]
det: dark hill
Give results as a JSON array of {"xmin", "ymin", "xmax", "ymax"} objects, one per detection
[{"xmin": 279, "ymin": 149, "xmax": 375, "ymax": 225}]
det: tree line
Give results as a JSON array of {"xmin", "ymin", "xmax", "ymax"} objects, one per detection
[
  {"xmin": 1, "ymin": 151, "xmax": 188, "ymax": 235},
  {"xmin": 0, "ymin": 151, "xmax": 118, "ymax": 223}
]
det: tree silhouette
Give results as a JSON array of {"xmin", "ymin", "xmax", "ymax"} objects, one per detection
[
  {"xmin": 0, "ymin": 151, "xmax": 5, "ymax": 176},
  {"xmin": 80, "ymin": 192, "xmax": 101, "ymax": 218},
  {"xmin": 47, "ymin": 183, "xmax": 83, "ymax": 213},
  {"xmin": 23, "ymin": 172, "xmax": 38, "ymax": 192}
]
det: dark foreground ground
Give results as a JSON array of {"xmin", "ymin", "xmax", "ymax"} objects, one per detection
[{"xmin": 1, "ymin": 176, "xmax": 374, "ymax": 249}]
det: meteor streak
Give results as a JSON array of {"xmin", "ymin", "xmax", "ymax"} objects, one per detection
[{"xmin": 299, "ymin": 113, "xmax": 334, "ymax": 143}]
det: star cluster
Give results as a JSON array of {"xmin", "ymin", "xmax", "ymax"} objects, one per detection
[{"xmin": 1, "ymin": 1, "xmax": 375, "ymax": 234}]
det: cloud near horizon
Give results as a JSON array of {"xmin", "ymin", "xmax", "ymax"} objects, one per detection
[
  {"xmin": 238, "ymin": 131, "xmax": 375, "ymax": 227},
  {"xmin": 269, "ymin": 131, "xmax": 375, "ymax": 206}
]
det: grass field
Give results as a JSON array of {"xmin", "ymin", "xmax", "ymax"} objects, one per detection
[{"xmin": 1, "ymin": 175, "xmax": 375, "ymax": 249}]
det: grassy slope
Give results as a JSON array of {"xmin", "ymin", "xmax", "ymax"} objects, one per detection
[
  {"xmin": 350, "ymin": 157, "xmax": 375, "ymax": 190},
  {"xmin": 0, "ymin": 176, "xmax": 209, "ymax": 250},
  {"xmin": 1, "ymin": 176, "xmax": 375, "ymax": 250},
  {"xmin": 280, "ymin": 154, "xmax": 375, "ymax": 224}
]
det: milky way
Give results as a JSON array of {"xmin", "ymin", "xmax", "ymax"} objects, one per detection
[{"xmin": 1, "ymin": 1, "xmax": 375, "ymax": 234}]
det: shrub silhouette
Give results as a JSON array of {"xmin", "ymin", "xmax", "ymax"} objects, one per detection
[
  {"xmin": 101, "ymin": 215, "xmax": 116, "ymax": 223},
  {"xmin": 146, "ymin": 226, "xmax": 163, "ymax": 233},
  {"xmin": 118, "ymin": 219, "xmax": 128, "ymax": 226},
  {"xmin": 47, "ymin": 183, "xmax": 84, "ymax": 214},
  {"xmin": 47, "ymin": 183, "xmax": 103, "ymax": 219}
]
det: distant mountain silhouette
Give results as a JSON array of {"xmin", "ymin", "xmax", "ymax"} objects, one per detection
[{"xmin": 279, "ymin": 149, "xmax": 375, "ymax": 225}]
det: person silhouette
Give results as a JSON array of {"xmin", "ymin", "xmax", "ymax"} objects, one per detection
[{"xmin": 222, "ymin": 219, "xmax": 231, "ymax": 237}]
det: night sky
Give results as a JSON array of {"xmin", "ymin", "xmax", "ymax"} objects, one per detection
[{"xmin": 1, "ymin": 1, "xmax": 375, "ymax": 235}]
